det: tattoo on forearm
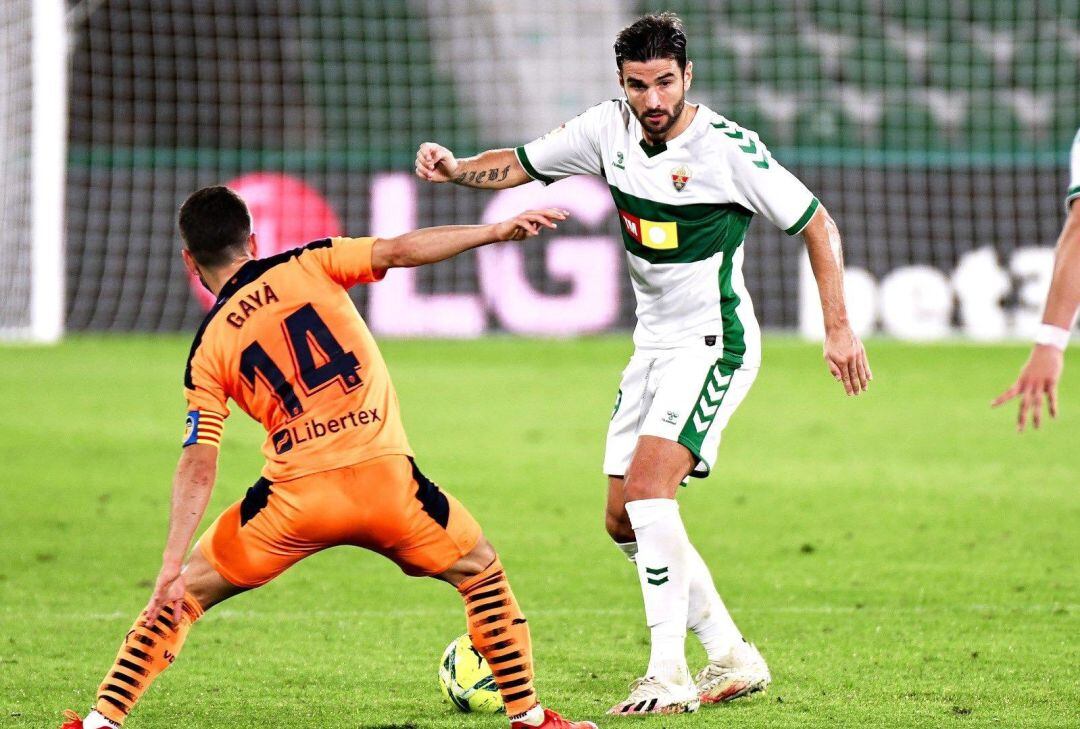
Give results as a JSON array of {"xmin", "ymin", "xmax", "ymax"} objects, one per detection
[{"xmin": 454, "ymin": 164, "xmax": 513, "ymax": 187}]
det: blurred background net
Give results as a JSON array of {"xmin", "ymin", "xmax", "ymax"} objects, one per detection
[
  {"xmin": 0, "ymin": 2, "xmax": 35, "ymax": 336},
  {"xmin": 39, "ymin": 1, "xmax": 1080, "ymax": 334}
]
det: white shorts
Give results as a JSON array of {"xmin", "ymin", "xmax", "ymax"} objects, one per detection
[{"xmin": 603, "ymin": 341, "xmax": 759, "ymax": 479}]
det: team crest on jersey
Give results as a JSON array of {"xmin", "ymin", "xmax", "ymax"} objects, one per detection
[{"xmin": 671, "ymin": 165, "xmax": 691, "ymax": 192}]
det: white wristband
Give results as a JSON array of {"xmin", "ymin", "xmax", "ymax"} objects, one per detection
[{"xmin": 1035, "ymin": 324, "xmax": 1070, "ymax": 352}]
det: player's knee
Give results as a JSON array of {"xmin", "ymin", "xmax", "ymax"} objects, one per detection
[
  {"xmin": 622, "ymin": 475, "xmax": 670, "ymax": 503},
  {"xmin": 438, "ymin": 536, "xmax": 497, "ymax": 586},
  {"xmin": 464, "ymin": 537, "xmax": 497, "ymax": 573},
  {"xmin": 183, "ymin": 550, "xmax": 248, "ymax": 611}
]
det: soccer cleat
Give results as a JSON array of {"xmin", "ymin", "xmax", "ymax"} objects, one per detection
[
  {"xmin": 694, "ymin": 643, "xmax": 771, "ymax": 704},
  {"xmin": 510, "ymin": 707, "xmax": 598, "ymax": 729},
  {"xmin": 606, "ymin": 676, "xmax": 700, "ymax": 715},
  {"xmin": 59, "ymin": 710, "xmax": 119, "ymax": 729}
]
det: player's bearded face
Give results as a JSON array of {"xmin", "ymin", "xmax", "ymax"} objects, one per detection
[{"xmin": 621, "ymin": 58, "xmax": 690, "ymax": 140}]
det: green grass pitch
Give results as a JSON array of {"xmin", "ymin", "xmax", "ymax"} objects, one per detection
[{"xmin": 1, "ymin": 335, "xmax": 1077, "ymax": 728}]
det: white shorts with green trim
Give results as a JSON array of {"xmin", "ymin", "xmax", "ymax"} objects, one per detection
[{"xmin": 603, "ymin": 341, "xmax": 759, "ymax": 479}]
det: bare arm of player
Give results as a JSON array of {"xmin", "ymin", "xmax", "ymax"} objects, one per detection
[
  {"xmin": 414, "ymin": 143, "xmax": 530, "ymax": 189},
  {"xmin": 992, "ymin": 203, "xmax": 1080, "ymax": 431},
  {"xmin": 802, "ymin": 206, "xmax": 872, "ymax": 396},
  {"xmin": 142, "ymin": 443, "xmax": 218, "ymax": 625},
  {"xmin": 370, "ymin": 208, "xmax": 568, "ymax": 270}
]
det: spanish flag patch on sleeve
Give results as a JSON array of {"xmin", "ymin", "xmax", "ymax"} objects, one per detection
[{"xmin": 182, "ymin": 410, "xmax": 224, "ymax": 448}]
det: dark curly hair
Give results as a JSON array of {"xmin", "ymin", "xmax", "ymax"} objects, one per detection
[{"xmin": 614, "ymin": 12, "xmax": 688, "ymax": 71}]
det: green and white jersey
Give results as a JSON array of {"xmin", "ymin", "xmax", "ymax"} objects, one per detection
[
  {"xmin": 1068, "ymin": 127, "xmax": 1080, "ymax": 209},
  {"xmin": 515, "ymin": 99, "xmax": 819, "ymax": 364}
]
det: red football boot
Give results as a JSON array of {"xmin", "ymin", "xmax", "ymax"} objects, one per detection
[
  {"xmin": 510, "ymin": 707, "xmax": 598, "ymax": 729},
  {"xmin": 60, "ymin": 711, "xmax": 84, "ymax": 729}
]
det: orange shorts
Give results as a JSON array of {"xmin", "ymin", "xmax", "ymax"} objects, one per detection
[{"xmin": 198, "ymin": 454, "xmax": 482, "ymax": 588}]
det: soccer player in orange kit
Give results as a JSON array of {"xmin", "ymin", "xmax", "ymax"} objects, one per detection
[{"xmin": 61, "ymin": 186, "xmax": 596, "ymax": 729}]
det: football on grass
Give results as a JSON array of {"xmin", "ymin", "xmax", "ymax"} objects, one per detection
[{"xmin": 438, "ymin": 634, "xmax": 504, "ymax": 713}]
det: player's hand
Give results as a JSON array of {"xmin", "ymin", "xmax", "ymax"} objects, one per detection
[
  {"xmin": 494, "ymin": 209, "xmax": 569, "ymax": 241},
  {"xmin": 824, "ymin": 324, "xmax": 871, "ymax": 395},
  {"xmin": 142, "ymin": 565, "xmax": 186, "ymax": 627},
  {"xmin": 415, "ymin": 142, "xmax": 459, "ymax": 183},
  {"xmin": 991, "ymin": 344, "xmax": 1064, "ymax": 432}
]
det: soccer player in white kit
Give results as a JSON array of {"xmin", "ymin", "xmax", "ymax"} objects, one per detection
[
  {"xmin": 994, "ymin": 127, "xmax": 1080, "ymax": 429},
  {"xmin": 416, "ymin": 13, "xmax": 871, "ymax": 715}
]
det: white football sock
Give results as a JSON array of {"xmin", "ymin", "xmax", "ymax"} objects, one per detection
[
  {"xmin": 83, "ymin": 711, "xmax": 120, "ymax": 729},
  {"xmin": 625, "ymin": 498, "xmax": 692, "ymax": 686},
  {"xmin": 618, "ymin": 526, "xmax": 745, "ymax": 664},
  {"xmin": 510, "ymin": 702, "xmax": 546, "ymax": 726},
  {"xmin": 686, "ymin": 543, "xmax": 745, "ymax": 663},
  {"xmin": 616, "ymin": 540, "xmax": 639, "ymax": 563}
]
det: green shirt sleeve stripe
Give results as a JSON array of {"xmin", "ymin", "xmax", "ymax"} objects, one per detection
[
  {"xmin": 514, "ymin": 146, "xmax": 555, "ymax": 185},
  {"xmin": 784, "ymin": 197, "xmax": 820, "ymax": 236},
  {"xmin": 1067, "ymin": 185, "xmax": 1080, "ymax": 199}
]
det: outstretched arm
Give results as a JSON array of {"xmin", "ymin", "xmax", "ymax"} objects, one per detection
[
  {"xmin": 415, "ymin": 143, "xmax": 530, "ymax": 189},
  {"xmin": 143, "ymin": 444, "xmax": 218, "ymax": 624},
  {"xmin": 802, "ymin": 206, "xmax": 872, "ymax": 395},
  {"xmin": 993, "ymin": 203, "xmax": 1080, "ymax": 430},
  {"xmin": 371, "ymin": 208, "xmax": 567, "ymax": 270}
]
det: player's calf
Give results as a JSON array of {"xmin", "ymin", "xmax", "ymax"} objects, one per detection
[
  {"xmin": 61, "ymin": 594, "xmax": 204, "ymax": 728},
  {"xmin": 448, "ymin": 544, "xmax": 595, "ymax": 728},
  {"xmin": 60, "ymin": 551, "xmax": 242, "ymax": 728}
]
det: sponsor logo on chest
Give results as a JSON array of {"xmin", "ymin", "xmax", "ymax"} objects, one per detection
[{"xmin": 618, "ymin": 209, "xmax": 679, "ymax": 250}]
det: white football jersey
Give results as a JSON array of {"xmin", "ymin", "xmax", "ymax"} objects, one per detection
[
  {"xmin": 516, "ymin": 99, "xmax": 819, "ymax": 364},
  {"xmin": 1068, "ymin": 127, "xmax": 1080, "ymax": 209}
]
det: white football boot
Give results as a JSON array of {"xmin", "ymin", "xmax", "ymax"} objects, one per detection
[
  {"xmin": 694, "ymin": 642, "xmax": 771, "ymax": 704},
  {"xmin": 606, "ymin": 676, "xmax": 700, "ymax": 716}
]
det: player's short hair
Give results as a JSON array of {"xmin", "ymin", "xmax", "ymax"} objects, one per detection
[
  {"xmin": 614, "ymin": 12, "xmax": 688, "ymax": 72},
  {"xmin": 178, "ymin": 185, "xmax": 252, "ymax": 268}
]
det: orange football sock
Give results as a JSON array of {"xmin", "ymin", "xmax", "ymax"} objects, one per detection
[
  {"xmin": 457, "ymin": 558, "xmax": 538, "ymax": 718},
  {"xmin": 94, "ymin": 593, "xmax": 204, "ymax": 725}
]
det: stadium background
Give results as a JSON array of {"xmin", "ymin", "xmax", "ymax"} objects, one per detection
[
  {"xmin": 54, "ymin": 0, "xmax": 1079, "ymax": 339},
  {"xmin": 2, "ymin": 3, "xmax": 1079, "ymax": 728}
]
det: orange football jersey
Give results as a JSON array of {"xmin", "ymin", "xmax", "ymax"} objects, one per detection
[{"xmin": 182, "ymin": 237, "xmax": 412, "ymax": 481}]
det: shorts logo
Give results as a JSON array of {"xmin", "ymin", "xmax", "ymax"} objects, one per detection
[
  {"xmin": 182, "ymin": 411, "xmax": 198, "ymax": 447},
  {"xmin": 663, "ymin": 410, "xmax": 679, "ymax": 425},
  {"xmin": 618, "ymin": 209, "xmax": 678, "ymax": 250},
  {"xmin": 272, "ymin": 428, "xmax": 294, "ymax": 455},
  {"xmin": 671, "ymin": 164, "xmax": 691, "ymax": 192}
]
